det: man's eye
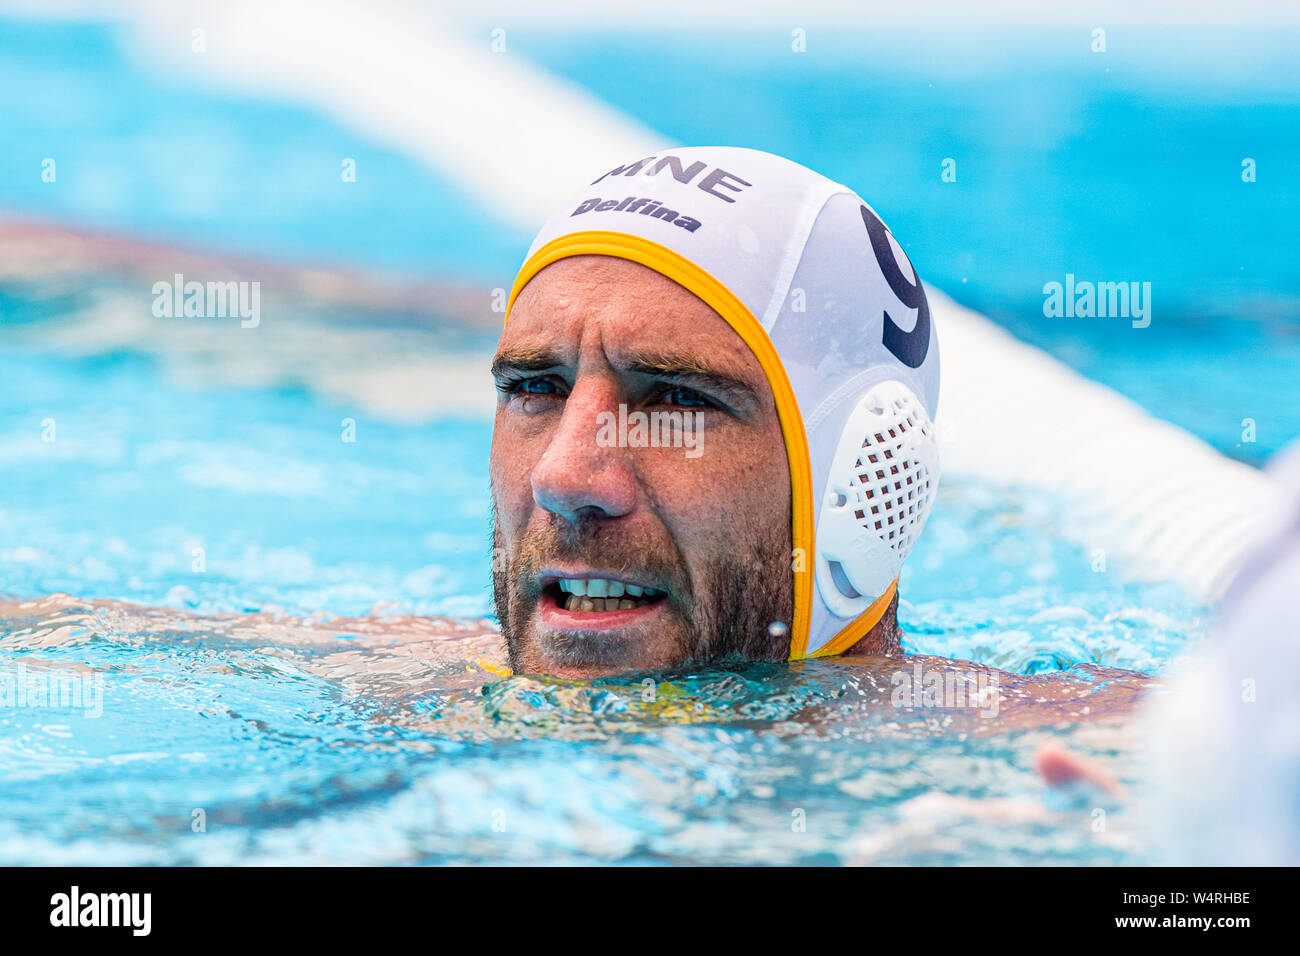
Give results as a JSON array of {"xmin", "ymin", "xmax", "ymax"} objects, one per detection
[
  {"xmin": 499, "ymin": 377, "xmax": 559, "ymax": 396},
  {"xmin": 661, "ymin": 386, "xmax": 710, "ymax": 408}
]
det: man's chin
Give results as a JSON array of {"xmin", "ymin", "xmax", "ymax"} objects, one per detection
[
  {"xmin": 507, "ymin": 587, "xmax": 686, "ymax": 677},
  {"xmin": 518, "ymin": 627, "xmax": 673, "ymax": 678}
]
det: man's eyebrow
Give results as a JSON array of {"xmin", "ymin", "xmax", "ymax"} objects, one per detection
[
  {"xmin": 491, "ymin": 346, "xmax": 565, "ymax": 378},
  {"xmin": 619, "ymin": 347, "xmax": 759, "ymax": 404},
  {"xmin": 491, "ymin": 343, "xmax": 762, "ymax": 407}
]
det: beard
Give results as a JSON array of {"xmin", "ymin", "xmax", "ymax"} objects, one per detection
[{"xmin": 491, "ymin": 505, "xmax": 793, "ymax": 675}]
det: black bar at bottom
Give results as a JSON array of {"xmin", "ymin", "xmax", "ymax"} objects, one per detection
[{"xmin": 0, "ymin": 865, "xmax": 1277, "ymax": 942}]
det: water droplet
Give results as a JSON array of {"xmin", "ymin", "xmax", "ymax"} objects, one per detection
[{"xmin": 767, "ymin": 621, "xmax": 789, "ymax": 640}]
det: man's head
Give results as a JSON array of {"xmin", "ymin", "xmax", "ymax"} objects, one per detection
[
  {"xmin": 491, "ymin": 256, "xmax": 794, "ymax": 676},
  {"xmin": 490, "ymin": 147, "xmax": 940, "ymax": 677}
]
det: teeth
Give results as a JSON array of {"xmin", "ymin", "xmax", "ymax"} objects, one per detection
[
  {"xmin": 557, "ymin": 582, "xmax": 662, "ymax": 613},
  {"xmin": 555, "ymin": 578, "xmax": 660, "ymax": 600}
]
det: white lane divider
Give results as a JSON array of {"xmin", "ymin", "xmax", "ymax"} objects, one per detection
[
  {"xmin": 124, "ymin": 0, "xmax": 665, "ymax": 231},
  {"xmin": 932, "ymin": 288, "xmax": 1284, "ymax": 600}
]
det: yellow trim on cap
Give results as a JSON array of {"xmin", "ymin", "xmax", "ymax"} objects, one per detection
[
  {"xmin": 806, "ymin": 577, "xmax": 898, "ymax": 658},
  {"xmin": 504, "ymin": 231, "xmax": 816, "ymax": 658}
]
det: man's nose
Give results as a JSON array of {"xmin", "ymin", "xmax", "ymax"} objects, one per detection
[{"xmin": 530, "ymin": 380, "xmax": 638, "ymax": 522}]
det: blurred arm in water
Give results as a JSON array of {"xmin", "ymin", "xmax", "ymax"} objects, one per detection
[{"xmin": 0, "ymin": 592, "xmax": 1151, "ymax": 735}]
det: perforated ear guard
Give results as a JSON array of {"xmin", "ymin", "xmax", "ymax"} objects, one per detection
[{"xmin": 815, "ymin": 381, "xmax": 939, "ymax": 619}]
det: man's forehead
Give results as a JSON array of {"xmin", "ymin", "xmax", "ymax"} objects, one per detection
[
  {"xmin": 500, "ymin": 256, "xmax": 763, "ymax": 380},
  {"xmin": 512, "ymin": 254, "xmax": 701, "ymax": 315}
]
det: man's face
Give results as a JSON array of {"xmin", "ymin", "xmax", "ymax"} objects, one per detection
[{"xmin": 490, "ymin": 255, "xmax": 792, "ymax": 677}]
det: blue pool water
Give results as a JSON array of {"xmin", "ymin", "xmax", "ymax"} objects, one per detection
[
  {"xmin": 4, "ymin": 18, "xmax": 1295, "ymax": 459},
  {"xmin": 0, "ymin": 14, "xmax": 1278, "ymax": 864},
  {"xmin": 0, "ymin": 278, "xmax": 1198, "ymax": 865},
  {"xmin": 0, "ymin": 18, "xmax": 522, "ymax": 284},
  {"xmin": 3, "ymin": 18, "xmax": 1299, "ymax": 460}
]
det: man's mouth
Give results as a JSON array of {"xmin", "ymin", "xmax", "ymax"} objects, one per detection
[
  {"xmin": 533, "ymin": 572, "xmax": 670, "ymax": 630},
  {"xmin": 546, "ymin": 577, "xmax": 665, "ymax": 612}
]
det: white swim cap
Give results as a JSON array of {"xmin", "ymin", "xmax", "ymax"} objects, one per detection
[{"xmin": 505, "ymin": 146, "xmax": 940, "ymax": 660}]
